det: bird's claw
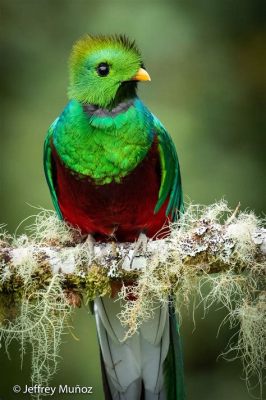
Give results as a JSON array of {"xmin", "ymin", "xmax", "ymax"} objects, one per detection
[
  {"xmin": 85, "ymin": 234, "xmax": 96, "ymax": 257},
  {"xmin": 129, "ymin": 232, "xmax": 148, "ymax": 268}
]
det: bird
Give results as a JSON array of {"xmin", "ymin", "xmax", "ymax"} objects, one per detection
[{"xmin": 44, "ymin": 34, "xmax": 185, "ymax": 400}]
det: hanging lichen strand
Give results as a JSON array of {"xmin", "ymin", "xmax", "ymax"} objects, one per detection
[{"xmin": 0, "ymin": 201, "xmax": 265, "ymax": 397}]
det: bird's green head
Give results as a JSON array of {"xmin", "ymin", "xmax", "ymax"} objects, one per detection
[{"xmin": 68, "ymin": 34, "xmax": 150, "ymax": 108}]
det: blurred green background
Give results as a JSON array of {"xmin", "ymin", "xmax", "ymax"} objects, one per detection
[{"xmin": 0, "ymin": 0, "xmax": 265, "ymax": 399}]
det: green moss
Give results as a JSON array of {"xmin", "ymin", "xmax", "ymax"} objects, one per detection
[
  {"xmin": 0, "ymin": 292, "xmax": 19, "ymax": 325},
  {"xmin": 84, "ymin": 263, "xmax": 111, "ymax": 302}
]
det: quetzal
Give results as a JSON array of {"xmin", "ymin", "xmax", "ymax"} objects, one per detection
[{"xmin": 44, "ymin": 34, "xmax": 185, "ymax": 400}]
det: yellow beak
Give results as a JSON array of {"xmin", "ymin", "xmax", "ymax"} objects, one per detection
[{"xmin": 131, "ymin": 67, "xmax": 151, "ymax": 82}]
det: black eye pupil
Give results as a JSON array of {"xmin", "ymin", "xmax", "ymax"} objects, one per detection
[{"xmin": 97, "ymin": 63, "xmax": 109, "ymax": 77}]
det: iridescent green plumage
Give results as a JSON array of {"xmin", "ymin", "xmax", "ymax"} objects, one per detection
[
  {"xmin": 153, "ymin": 114, "xmax": 184, "ymax": 219},
  {"xmin": 44, "ymin": 97, "xmax": 182, "ymax": 219},
  {"xmin": 68, "ymin": 34, "xmax": 141, "ymax": 107},
  {"xmin": 52, "ymin": 99, "xmax": 152, "ymax": 183},
  {"xmin": 43, "ymin": 118, "xmax": 62, "ymax": 218}
]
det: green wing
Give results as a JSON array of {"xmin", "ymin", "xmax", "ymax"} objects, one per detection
[
  {"xmin": 153, "ymin": 115, "xmax": 184, "ymax": 220},
  {"xmin": 43, "ymin": 118, "xmax": 62, "ymax": 219}
]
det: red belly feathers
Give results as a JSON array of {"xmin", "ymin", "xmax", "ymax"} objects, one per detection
[{"xmin": 52, "ymin": 140, "xmax": 170, "ymax": 242}]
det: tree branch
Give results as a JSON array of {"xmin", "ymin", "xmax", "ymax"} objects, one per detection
[
  {"xmin": 0, "ymin": 202, "xmax": 265, "ymax": 295},
  {"xmin": 0, "ymin": 201, "xmax": 265, "ymax": 395}
]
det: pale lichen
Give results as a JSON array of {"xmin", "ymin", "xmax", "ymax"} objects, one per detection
[
  {"xmin": 222, "ymin": 296, "xmax": 266, "ymax": 396},
  {"xmin": 0, "ymin": 275, "xmax": 71, "ymax": 398},
  {"xmin": 24, "ymin": 208, "xmax": 81, "ymax": 246}
]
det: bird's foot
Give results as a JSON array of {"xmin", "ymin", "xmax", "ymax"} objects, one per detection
[
  {"xmin": 111, "ymin": 240, "xmax": 118, "ymax": 257},
  {"xmin": 129, "ymin": 232, "xmax": 148, "ymax": 268},
  {"xmin": 84, "ymin": 233, "xmax": 96, "ymax": 257}
]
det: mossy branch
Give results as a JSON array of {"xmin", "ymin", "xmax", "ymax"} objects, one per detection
[{"xmin": 0, "ymin": 201, "xmax": 265, "ymax": 397}]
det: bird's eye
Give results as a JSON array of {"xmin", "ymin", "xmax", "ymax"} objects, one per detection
[{"xmin": 96, "ymin": 62, "xmax": 110, "ymax": 77}]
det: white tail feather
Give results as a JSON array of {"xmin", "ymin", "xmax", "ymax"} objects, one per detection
[{"xmin": 94, "ymin": 296, "xmax": 169, "ymax": 398}]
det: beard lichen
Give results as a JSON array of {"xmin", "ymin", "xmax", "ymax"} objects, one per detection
[
  {"xmin": 0, "ymin": 201, "xmax": 265, "ymax": 397},
  {"xmin": 0, "ymin": 275, "xmax": 71, "ymax": 397},
  {"xmin": 219, "ymin": 295, "xmax": 266, "ymax": 398},
  {"xmin": 24, "ymin": 208, "xmax": 80, "ymax": 246}
]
